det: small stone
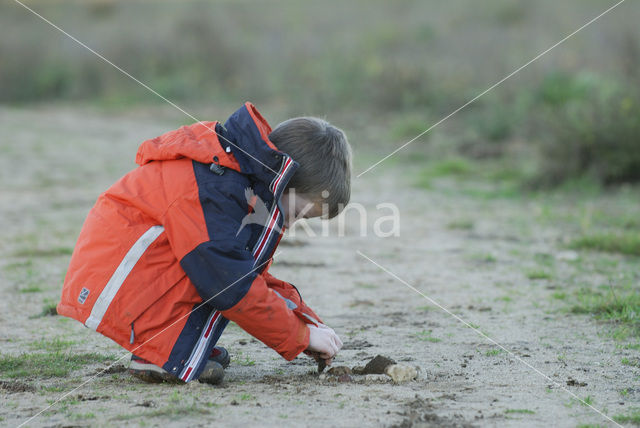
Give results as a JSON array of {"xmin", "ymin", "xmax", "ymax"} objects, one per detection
[
  {"xmin": 337, "ymin": 374, "xmax": 353, "ymax": 383},
  {"xmin": 384, "ymin": 364, "xmax": 418, "ymax": 383},
  {"xmin": 318, "ymin": 374, "xmax": 327, "ymax": 381},
  {"xmin": 327, "ymin": 366, "xmax": 352, "ymax": 376}
]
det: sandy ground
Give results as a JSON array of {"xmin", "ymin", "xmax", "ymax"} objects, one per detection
[{"xmin": 0, "ymin": 106, "xmax": 638, "ymax": 427}]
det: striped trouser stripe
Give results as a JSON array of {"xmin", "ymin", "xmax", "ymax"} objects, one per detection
[{"xmin": 179, "ymin": 310, "xmax": 222, "ymax": 382}]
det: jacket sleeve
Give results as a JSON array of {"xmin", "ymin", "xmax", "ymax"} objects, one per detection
[
  {"xmin": 262, "ymin": 270, "xmax": 324, "ymax": 326},
  {"xmin": 163, "ymin": 177, "xmax": 310, "ymax": 360}
]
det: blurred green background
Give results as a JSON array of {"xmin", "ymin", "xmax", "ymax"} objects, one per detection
[{"xmin": 1, "ymin": 0, "xmax": 639, "ymax": 187}]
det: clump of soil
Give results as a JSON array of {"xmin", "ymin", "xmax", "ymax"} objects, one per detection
[
  {"xmin": 0, "ymin": 380, "xmax": 36, "ymax": 393},
  {"xmin": 566, "ymin": 377, "xmax": 587, "ymax": 387},
  {"xmin": 354, "ymin": 355, "xmax": 396, "ymax": 375},
  {"xmin": 95, "ymin": 363, "xmax": 128, "ymax": 376}
]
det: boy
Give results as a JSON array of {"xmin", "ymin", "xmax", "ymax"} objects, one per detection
[{"xmin": 57, "ymin": 102, "xmax": 351, "ymax": 384}]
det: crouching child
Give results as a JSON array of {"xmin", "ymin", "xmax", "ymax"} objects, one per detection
[{"xmin": 57, "ymin": 102, "xmax": 351, "ymax": 384}]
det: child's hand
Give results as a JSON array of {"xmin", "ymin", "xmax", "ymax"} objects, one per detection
[
  {"xmin": 317, "ymin": 323, "xmax": 343, "ymax": 349},
  {"xmin": 307, "ymin": 324, "xmax": 343, "ymax": 360}
]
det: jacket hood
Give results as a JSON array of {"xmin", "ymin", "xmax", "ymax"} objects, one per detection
[{"xmin": 136, "ymin": 102, "xmax": 295, "ymax": 189}]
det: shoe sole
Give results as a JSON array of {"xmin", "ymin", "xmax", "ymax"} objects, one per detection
[{"xmin": 129, "ymin": 360, "xmax": 183, "ymax": 384}]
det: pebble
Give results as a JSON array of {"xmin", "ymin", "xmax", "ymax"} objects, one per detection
[
  {"xmin": 337, "ymin": 374, "xmax": 353, "ymax": 383},
  {"xmin": 327, "ymin": 366, "xmax": 352, "ymax": 376}
]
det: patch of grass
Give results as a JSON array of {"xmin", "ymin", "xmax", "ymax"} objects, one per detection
[
  {"xmin": 569, "ymin": 232, "xmax": 640, "ymax": 256},
  {"xmin": 112, "ymin": 404, "xmax": 210, "ymax": 421},
  {"xmin": 12, "ymin": 247, "xmax": 73, "ymax": 258},
  {"xmin": 3, "ymin": 259, "xmax": 34, "ymax": 273},
  {"xmin": 31, "ymin": 301, "xmax": 58, "ymax": 318},
  {"xmin": 613, "ymin": 408, "xmax": 640, "ymax": 425},
  {"xmin": 459, "ymin": 184, "xmax": 522, "ymax": 200},
  {"xmin": 69, "ymin": 412, "xmax": 95, "ymax": 421},
  {"xmin": 570, "ymin": 288, "xmax": 640, "ymax": 338},
  {"xmin": 431, "ymin": 158, "xmax": 474, "ymax": 177},
  {"xmin": 389, "ymin": 114, "xmax": 431, "ymax": 140},
  {"xmin": 447, "ymin": 219, "xmax": 474, "ymax": 230},
  {"xmin": 525, "ymin": 269, "xmax": 552, "ymax": 280},
  {"xmin": 566, "ymin": 396, "xmax": 596, "ymax": 409},
  {"xmin": 581, "ymin": 396, "xmax": 594, "ymax": 406},
  {"xmin": 29, "ymin": 337, "xmax": 77, "ymax": 352},
  {"xmin": 533, "ymin": 252, "xmax": 555, "ymax": 267},
  {"xmin": 354, "ymin": 282, "xmax": 377, "ymax": 289},
  {"xmin": 534, "ymin": 74, "xmax": 640, "ymax": 187},
  {"xmin": 413, "ymin": 330, "xmax": 441, "ymax": 343},
  {"xmin": 505, "ymin": 409, "xmax": 535, "ymax": 414},
  {"xmin": 621, "ymin": 343, "xmax": 640, "ymax": 351},
  {"xmin": 621, "ymin": 357, "xmax": 640, "ymax": 367},
  {"xmin": 551, "ymin": 292, "xmax": 567, "ymax": 300},
  {"xmin": 18, "ymin": 285, "xmax": 43, "ymax": 293},
  {"xmin": 232, "ymin": 352, "xmax": 255, "ymax": 367},
  {"xmin": 611, "ymin": 325, "xmax": 636, "ymax": 341},
  {"xmin": 416, "ymin": 159, "xmax": 475, "ymax": 189},
  {"xmin": 0, "ymin": 352, "xmax": 114, "ymax": 378},
  {"xmin": 470, "ymin": 253, "xmax": 497, "ymax": 263},
  {"xmin": 485, "ymin": 348, "xmax": 503, "ymax": 357}
]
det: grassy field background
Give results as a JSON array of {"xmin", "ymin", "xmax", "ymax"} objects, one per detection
[{"xmin": 1, "ymin": 0, "xmax": 639, "ymax": 426}]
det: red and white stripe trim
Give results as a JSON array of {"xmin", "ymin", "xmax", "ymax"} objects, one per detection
[
  {"xmin": 179, "ymin": 310, "xmax": 222, "ymax": 382},
  {"xmin": 269, "ymin": 157, "xmax": 293, "ymax": 194},
  {"xmin": 252, "ymin": 156, "xmax": 293, "ymax": 263}
]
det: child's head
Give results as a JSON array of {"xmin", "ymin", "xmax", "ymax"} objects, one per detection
[{"xmin": 269, "ymin": 117, "xmax": 352, "ymax": 226}]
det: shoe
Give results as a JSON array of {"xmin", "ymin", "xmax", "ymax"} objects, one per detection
[
  {"xmin": 198, "ymin": 360, "xmax": 224, "ymax": 385},
  {"xmin": 209, "ymin": 346, "xmax": 230, "ymax": 368},
  {"xmin": 129, "ymin": 355, "xmax": 183, "ymax": 384}
]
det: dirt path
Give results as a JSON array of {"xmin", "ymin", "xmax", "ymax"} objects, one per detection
[{"xmin": 0, "ymin": 107, "xmax": 638, "ymax": 427}]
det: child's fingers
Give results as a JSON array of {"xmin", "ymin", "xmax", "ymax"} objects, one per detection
[
  {"xmin": 328, "ymin": 330, "xmax": 342, "ymax": 351},
  {"xmin": 326, "ymin": 340, "xmax": 338, "ymax": 358},
  {"xmin": 334, "ymin": 333, "xmax": 343, "ymax": 349}
]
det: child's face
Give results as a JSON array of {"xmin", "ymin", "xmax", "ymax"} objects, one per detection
[{"xmin": 280, "ymin": 190, "xmax": 323, "ymax": 229}]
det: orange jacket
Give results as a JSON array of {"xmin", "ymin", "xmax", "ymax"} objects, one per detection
[{"xmin": 57, "ymin": 103, "xmax": 322, "ymax": 381}]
